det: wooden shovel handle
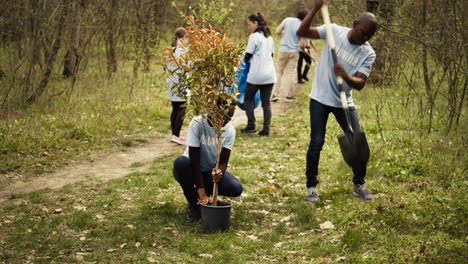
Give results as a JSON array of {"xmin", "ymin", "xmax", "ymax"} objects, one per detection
[{"xmin": 321, "ymin": 5, "xmax": 348, "ymax": 110}]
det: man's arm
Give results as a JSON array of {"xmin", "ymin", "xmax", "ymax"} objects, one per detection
[
  {"xmin": 297, "ymin": 0, "xmax": 326, "ymax": 39},
  {"xmin": 299, "ymin": 37, "xmax": 307, "ymax": 51},
  {"xmin": 334, "ymin": 65, "xmax": 368, "ymax": 91},
  {"xmin": 276, "ymin": 24, "xmax": 284, "ymax": 35}
]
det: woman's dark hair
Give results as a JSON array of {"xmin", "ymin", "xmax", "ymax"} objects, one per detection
[
  {"xmin": 248, "ymin": 13, "xmax": 271, "ymax": 38},
  {"xmin": 296, "ymin": 9, "xmax": 308, "ymax": 20},
  {"xmin": 171, "ymin": 27, "xmax": 187, "ymax": 47}
]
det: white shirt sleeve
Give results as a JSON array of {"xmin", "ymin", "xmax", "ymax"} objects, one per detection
[
  {"xmin": 221, "ymin": 125, "xmax": 235, "ymax": 150},
  {"xmin": 246, "ymin": 33, "xmax": 257, "ymax": 54},
  {"xmin": 280, "ymin": 18, "xmax": 287, "ymax": 28},
  {"xmin": 185, "ymin": 117, "xmax": 202, "ymax": 147},
  {"xmin": 317, "ymin": 24, "xmax": 327, "ymax": 40},
  {"xmin": 357, "ymin": 51, "xmax": 376, "ymax": 77}
]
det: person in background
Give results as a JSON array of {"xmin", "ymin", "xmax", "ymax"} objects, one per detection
[
  {"xmin": 165, "ymin": 27, "xmax": 190, "ymax": 145},
  {"xmin": 240, "ymin": 13, "xmax": 276, "ymax": 136},
  {"xmin": 271, "ymin": 10, "xmax": 308, "ymax": 102},
  {"xmin": 297, "ymin": 0, "xmax": 378, "ymax": 203},
  {"xmin": 297, "ymin": 38, "xmax": 316, "ymax": 84},
  {"xmin": 173, "ymin": 100, "xmax": 243, "ymax": 221}
]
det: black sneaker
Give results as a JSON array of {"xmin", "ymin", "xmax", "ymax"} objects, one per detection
[
  {"xmin": 240, "ymin": 127, "xmax": 256, "ymax": 133},
  {"xmin": 258, "ymin": 130, "xmax": 269, "ymax": 136},
  {"xmin": 186, "ymin": 204, "xmax": 201, "ymax": 222},
  {"xmin": 302, "ymin": 75, "xmax": 309, "ymax": 81},
  {"xmin": 353, "ymin": 184, "xmax": 374, "ymax": 200}
]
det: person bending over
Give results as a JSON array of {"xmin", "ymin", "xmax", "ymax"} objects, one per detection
[{"xmin": 297, "ymin": 0, "xmax": 378, "ymax": 203}]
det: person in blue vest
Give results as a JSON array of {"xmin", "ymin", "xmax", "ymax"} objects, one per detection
[{"xmin": 297, "ymin": 0, "xmax": 378, "ymax": 202}]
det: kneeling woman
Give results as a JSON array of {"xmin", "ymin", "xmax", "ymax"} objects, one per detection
[{"xmin": 173, "ymin": 102, "xmax": 243, "ymax": 221}]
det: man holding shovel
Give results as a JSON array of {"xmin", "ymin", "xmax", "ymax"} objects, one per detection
[{"xmin": 297, "ymin": 0, "xmax": 378, "ymax": 202}]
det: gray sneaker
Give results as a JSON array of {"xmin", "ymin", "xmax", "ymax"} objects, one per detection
[
  {"xmin": 305, "ymin": 187, "xmax": 320, "ymax": 203},
  {"xmin": 353, "ymin": 184, "xmax": 374, "ymax": 200}
]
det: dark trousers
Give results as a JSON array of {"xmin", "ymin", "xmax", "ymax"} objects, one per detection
[
  {"xmin": 297, "ymin": 51, "xmax": 312, "ymax": 82},
  {"xmin": 170, "ymin": 101, "xmax": 186, "ymax": 137},
  {"xmin": 306, "ymin": 99, "xmax": 366, "ymax": 187},
  {"xmin": 244, "ymin": 82, "xmax": 273, "ymax": 132},
  {"xmin": 173, "ymin": 156, "xmax": 243, "ymax": 206}
]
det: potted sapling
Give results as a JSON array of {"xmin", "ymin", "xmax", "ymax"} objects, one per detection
[{"xmin": 163, "ymin": 17, "xmax": 243, "ymax": 233}]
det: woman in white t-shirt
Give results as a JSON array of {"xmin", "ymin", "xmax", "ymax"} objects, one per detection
[
  {"xmin": 165, "ymin": 28, "xmax": 190, "ymax": 145},
  {"xmin": 240, "ymin": 13, "xmax": 277, "ymax": 136}
]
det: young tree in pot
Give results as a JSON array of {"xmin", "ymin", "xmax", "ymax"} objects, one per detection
[{"xmin": 163, "ymin": 17, "xmax": 243, "ymax": 206}]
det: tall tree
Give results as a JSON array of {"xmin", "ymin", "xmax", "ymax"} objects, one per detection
[
  {"xmin": 27, "ymin": 0, "xmax": 69, "ymax": 103},
  {"xmin": 63, "ymin": 0, "xmax": 84, "ymax": 79}
]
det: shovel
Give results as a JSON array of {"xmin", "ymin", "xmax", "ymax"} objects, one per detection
[{"xmin": 321, "ymin": 5, "xmax": 370, "ymax": 168}]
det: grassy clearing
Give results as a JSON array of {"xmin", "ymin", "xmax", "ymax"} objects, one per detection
[
  {"xmin": 0, "ymin": 84, "xmax": 466, "ymax": 263},
  {"xmin": 0, "ymin": 61, "xmax": 171, "ymax": 176}
]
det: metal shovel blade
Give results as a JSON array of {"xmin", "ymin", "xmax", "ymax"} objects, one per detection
[{"xmin": 338, "ymin": 129, "xmax": 370, "ymax": 168}]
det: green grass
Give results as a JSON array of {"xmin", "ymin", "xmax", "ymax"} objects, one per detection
[
  {"xmin": 0, "ymin": 62, "xmax": 171, "ymax": 176},
  {"xmin": 0, "ymin": 83, "xmax": 466, "ymax": 263}
]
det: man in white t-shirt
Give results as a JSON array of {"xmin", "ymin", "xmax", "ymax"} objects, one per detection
[
  {"xmin": 271, "ymin": 10, "xmax": 308, "ymax": 102},
  {"xmin": 297, "ymin": 0, "xmax": 378, "ymax": 203},
  {"xmin": 173, "ymin": 101, "xmax": 243, "ymax": 221}
]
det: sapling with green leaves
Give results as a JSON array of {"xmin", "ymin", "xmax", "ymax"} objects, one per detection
[{"xmin": 163, "ymin": 17, "xmax": 243, "ymax": 206}]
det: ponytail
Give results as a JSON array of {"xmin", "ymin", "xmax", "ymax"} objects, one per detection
[
  {"xmin": 171, "ymin": 27, "xmax": 187, "ymax": 47},
  {"xmin": 248, "ymin": 13, "xmax": 271, "ymax": 38}
]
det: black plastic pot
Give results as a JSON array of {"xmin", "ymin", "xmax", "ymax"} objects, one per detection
[{"xmin": 200, "ymin": 201, "xmax": 232, "ymax": 234}]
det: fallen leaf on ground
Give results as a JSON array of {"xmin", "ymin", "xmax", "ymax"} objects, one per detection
[
  {"xmin": 319, "ymin": 221, "xmax": 335, "ymax": 229},
  {"xmin": 335, "ymin": 256, "xmax": 347, "ymax": 261},
  {"xmin": 247, "ymin": 234, "xmax": 258, "ymax": 240},
  {"xmin": 199, "ymin": 253, "xmax": 213, "ymax": 258},
  {"xmin": 147, "ymin": 257, "xmax": 158, "ymax": 263},
  {"xmin": 95, "ymin": 214, "xmax": 105, "ymax": 220}
]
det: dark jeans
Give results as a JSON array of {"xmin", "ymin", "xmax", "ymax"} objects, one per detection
[
  {"xmin": 297, "ymin": 51, "xmax": 312, "ymax": 81},
  {"xmin": 171, "ymin": 101, "xmax": 186, "ymax": 137},
  {"xmin": 173, "ymin": 156, "xmax": 243, "ymax": 206},
  {"xmin": 244, "ymin": 82, "xmax": 273, "ymax": 132},
  {"xmin": 306, "ymin": 99, "xmax": 366, "ymax": 187}
]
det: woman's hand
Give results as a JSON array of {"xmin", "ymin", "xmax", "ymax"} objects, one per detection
[
  {"xmin": 211, "ymin": 168, "xmax": 223, "ymax": 183},
  {"xmin": 197, "ymin": 195, "xmax": 212, "ymax": 205},
  {"xmin": 197, "ymin": 188, "xmax": 212, "ymax": 205}
]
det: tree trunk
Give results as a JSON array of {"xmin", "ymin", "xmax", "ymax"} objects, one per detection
[
  {"xmin": 421, "ymin": 0, "xmax": 435, "ymax": 133},
  {"xmin": 27, "ymin": 0, "xmax": 69, "ymax": 104},
  {"xmin": 105, "ymin": 0, "xmax": 118, "ymax": 77},
  {"xmin": 63, "ymin": 0, "xmax": 83, "ymax": 78}
]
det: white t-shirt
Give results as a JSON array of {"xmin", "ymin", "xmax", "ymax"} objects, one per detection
[
  {"xmin": 310, "ymin": 24, "xmax": 376, "ymax": 108},
  {"xmin": 183, "ymin": 116, "xmax": 236, "ymax": 172},
  {"xmin": 245, "ymin": 32, "xmax": 277, "ymax": 85},
  {"xmin": 165, "ymin": 46, "xmax": 190, "ymax": 102},
  {"xmin": 279, "ymin": 17, "xmax": 302, "ymax": 53}
]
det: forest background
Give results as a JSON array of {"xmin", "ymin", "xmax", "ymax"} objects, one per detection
[{"xmin": 0, "ymin": 0, "xmax": 466, "ymax": 263}]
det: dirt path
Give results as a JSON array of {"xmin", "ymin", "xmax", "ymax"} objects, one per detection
[{"xmin": 0, "ymin": 100, "xmax": 293, "ymax": 203}]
